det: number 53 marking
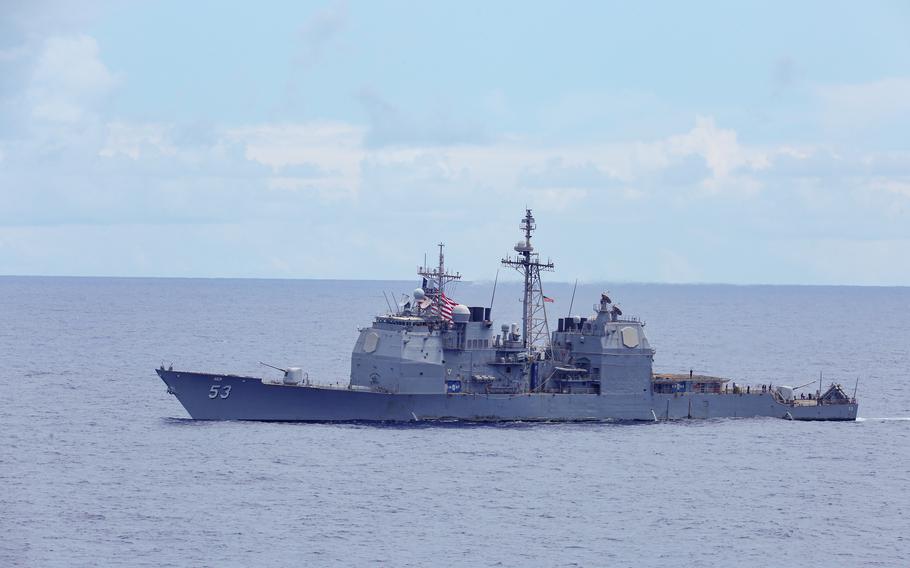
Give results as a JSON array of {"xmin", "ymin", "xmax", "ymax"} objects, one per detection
[{"xmin": 208, "ymin": 385, "xmax": 232, "ymax": 399}]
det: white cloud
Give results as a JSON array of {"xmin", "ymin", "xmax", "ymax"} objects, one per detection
[
  {"xmin": 859, "ymin": 178, "xmax": 910, "ymax": 218},
  {"xmin": 266, "ymin": 176, "xmax": 356, "ymax": 201},
  {"xmin": 817, "ymin": 77, "xmax": 910, "ymax": 131},
  {"xmin": 2, "ymin": 5, "xmax": 909, "ymax": 284},
  {"xmin": 519, "ymin": 157, "xmax": 620, "ymax": 190},
  {"xmin": 536, "ymin": 88, "xmax": 677, "ymax": 141},
  {"xmin": 83, "ymin": 113, "xmax": 835, "ymax": 227},
  {"xmin": 230, "ymin": 121, "xmax": 364, "ymax": 167},
  {"xmin": 666, "ymin": 116, "xmax": 769, "ymax": 182},
  {"xmin": 99, "ymin": 122, "xmax": 177, "ymax": 160},
  {"xmin": 24, "ymin": 108, "xmax": 910, "ymax": 229},
  {"xmin": 357, "ymin": 88, "xmax": 488, "ymax": 148},
  {"xmin": 227, "ymin": 121, "xmax": 365, "ymax": 197},
  {"xmin": 528, "ymin": 188, "xmax": 589, "ymax": 212},
  {"xmin": 6, "ymin": 86, "xmax": 910, "ymax": 282},
  {"xmin": 875, "ymin": 179, "xmax": 910, "ymax": 198},
  {"xmin": 26, "ymin": 35, "xmax": 118, "ymax": 123},
  {"xmin": 698, "ymin": 174, "xmax": 764, "ymax": 197}
]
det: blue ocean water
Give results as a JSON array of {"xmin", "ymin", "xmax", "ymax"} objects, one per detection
[{"xmin": 2, "ymin": 276, "xmax": 909, "ymax": 567}]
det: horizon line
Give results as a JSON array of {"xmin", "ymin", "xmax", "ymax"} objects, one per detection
[{"xmin": 1, "ymin": 273, "xmax": 907, "ymax": 288}]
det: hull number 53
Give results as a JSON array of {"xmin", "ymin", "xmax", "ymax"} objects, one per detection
[{"xmin": 208, "ymin": 385, "xmax": 232, "ymax": 399}]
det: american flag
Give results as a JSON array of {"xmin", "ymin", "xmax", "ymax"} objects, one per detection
[{"xmin": 433, "ymin": 293, "xmax": 459, "ymax": 321}]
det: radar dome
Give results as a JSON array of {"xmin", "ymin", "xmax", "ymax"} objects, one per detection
[
  {"xmin": 452, "ymin": 304, "xmax": 471, "ymax": 322},
  {"xmin": 514, "ymin": 240, "xmax": 533, "ymax": 252},
  {"xmin": 413, "ymin": 288, "xmax": 426, "ymax": 300}
]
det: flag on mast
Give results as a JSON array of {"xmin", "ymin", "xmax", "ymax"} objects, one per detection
[
  {"xmin": 433, "ymin": 293, "xmax": 459, "ymax": 321},
  {"xmin": 543, "ymin": 295, "xmax": 555, "ymax": 303}
]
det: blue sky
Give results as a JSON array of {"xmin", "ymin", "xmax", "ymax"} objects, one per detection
[{"xmin": 1, "ymin": 1, "xmax": 909, "ymax": 284}]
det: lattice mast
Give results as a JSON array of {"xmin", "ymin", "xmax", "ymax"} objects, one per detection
[
  {"xmin": 501, "ymin": 209, "xmax": 554, "ymax": 355},
  {"xmin": 418, "ymin": 242, "xmax": 461, "ymax": 318}
]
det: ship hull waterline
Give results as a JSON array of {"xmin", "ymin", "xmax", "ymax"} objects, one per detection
[{"xmin": 158, "ymin": 370, "xmax": 858, "ymax": 422}]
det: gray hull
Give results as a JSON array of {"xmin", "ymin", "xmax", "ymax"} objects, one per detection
[{"xmin": 158, "ymin": 370, "xmax": 858, "ymax": 422}]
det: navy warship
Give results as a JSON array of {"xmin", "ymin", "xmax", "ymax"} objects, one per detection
[{"xmin": 157, "ymin": 210, "xmax": 858, "ymax": 422}]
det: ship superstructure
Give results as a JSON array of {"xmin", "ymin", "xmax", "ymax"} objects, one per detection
[{"xmin": 156, "ymin": 210, "xmax": 858, "ymax": 422}]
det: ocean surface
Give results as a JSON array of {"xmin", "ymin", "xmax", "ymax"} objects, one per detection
[{"xmin": 2, "ymin": 276, "xmax": 909, "ymax": 567}]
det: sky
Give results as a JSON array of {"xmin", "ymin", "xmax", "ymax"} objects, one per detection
[{"xmin": 1, "ymin": 0, "xmax": 909, "ymax": 285}]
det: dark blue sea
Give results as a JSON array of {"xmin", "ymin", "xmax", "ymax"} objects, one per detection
[{"xmin": 2, "ymin": 276, "xmax": 909, "ymax": 567}]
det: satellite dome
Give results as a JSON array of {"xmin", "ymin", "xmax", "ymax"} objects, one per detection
[
  {"xmin": 452, "ymin": 304, "xmax": 471, "ymax": 322},
  {"xmin": 413, "ymin": 288, "xmax": 426, "ymax": 300}
]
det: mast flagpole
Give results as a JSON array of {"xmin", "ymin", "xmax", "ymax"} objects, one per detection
[
  {"xmin": 501, "ymin": 209, "xmax": 554, "ymax": 356},
  {"xmin": 567, "ymin": 278, "xmax": 578, "ymax": 317},
  {"xmin": 489, "ymin": 269, "xmax": 499, "ymax": 311},
  {"xmin": 417, "ymin": 242, "xmax": 461, "ymax": 323}
]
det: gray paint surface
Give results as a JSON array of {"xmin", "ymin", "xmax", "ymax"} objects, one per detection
[
  {"xmin": 156, "ymin": 211, "xmax": 857, "ymax": 422},
  {"xmin": 155, "ymin": 275, "xmax": 857, "ymax": 422},
  {"xmin": 157, "ymin": 369, "xmax": 856, "ymax": 422}
]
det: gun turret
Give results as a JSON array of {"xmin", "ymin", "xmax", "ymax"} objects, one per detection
[{"xmin": 259, "ymin": 361, "xmax": 288, "ymax": 374}]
